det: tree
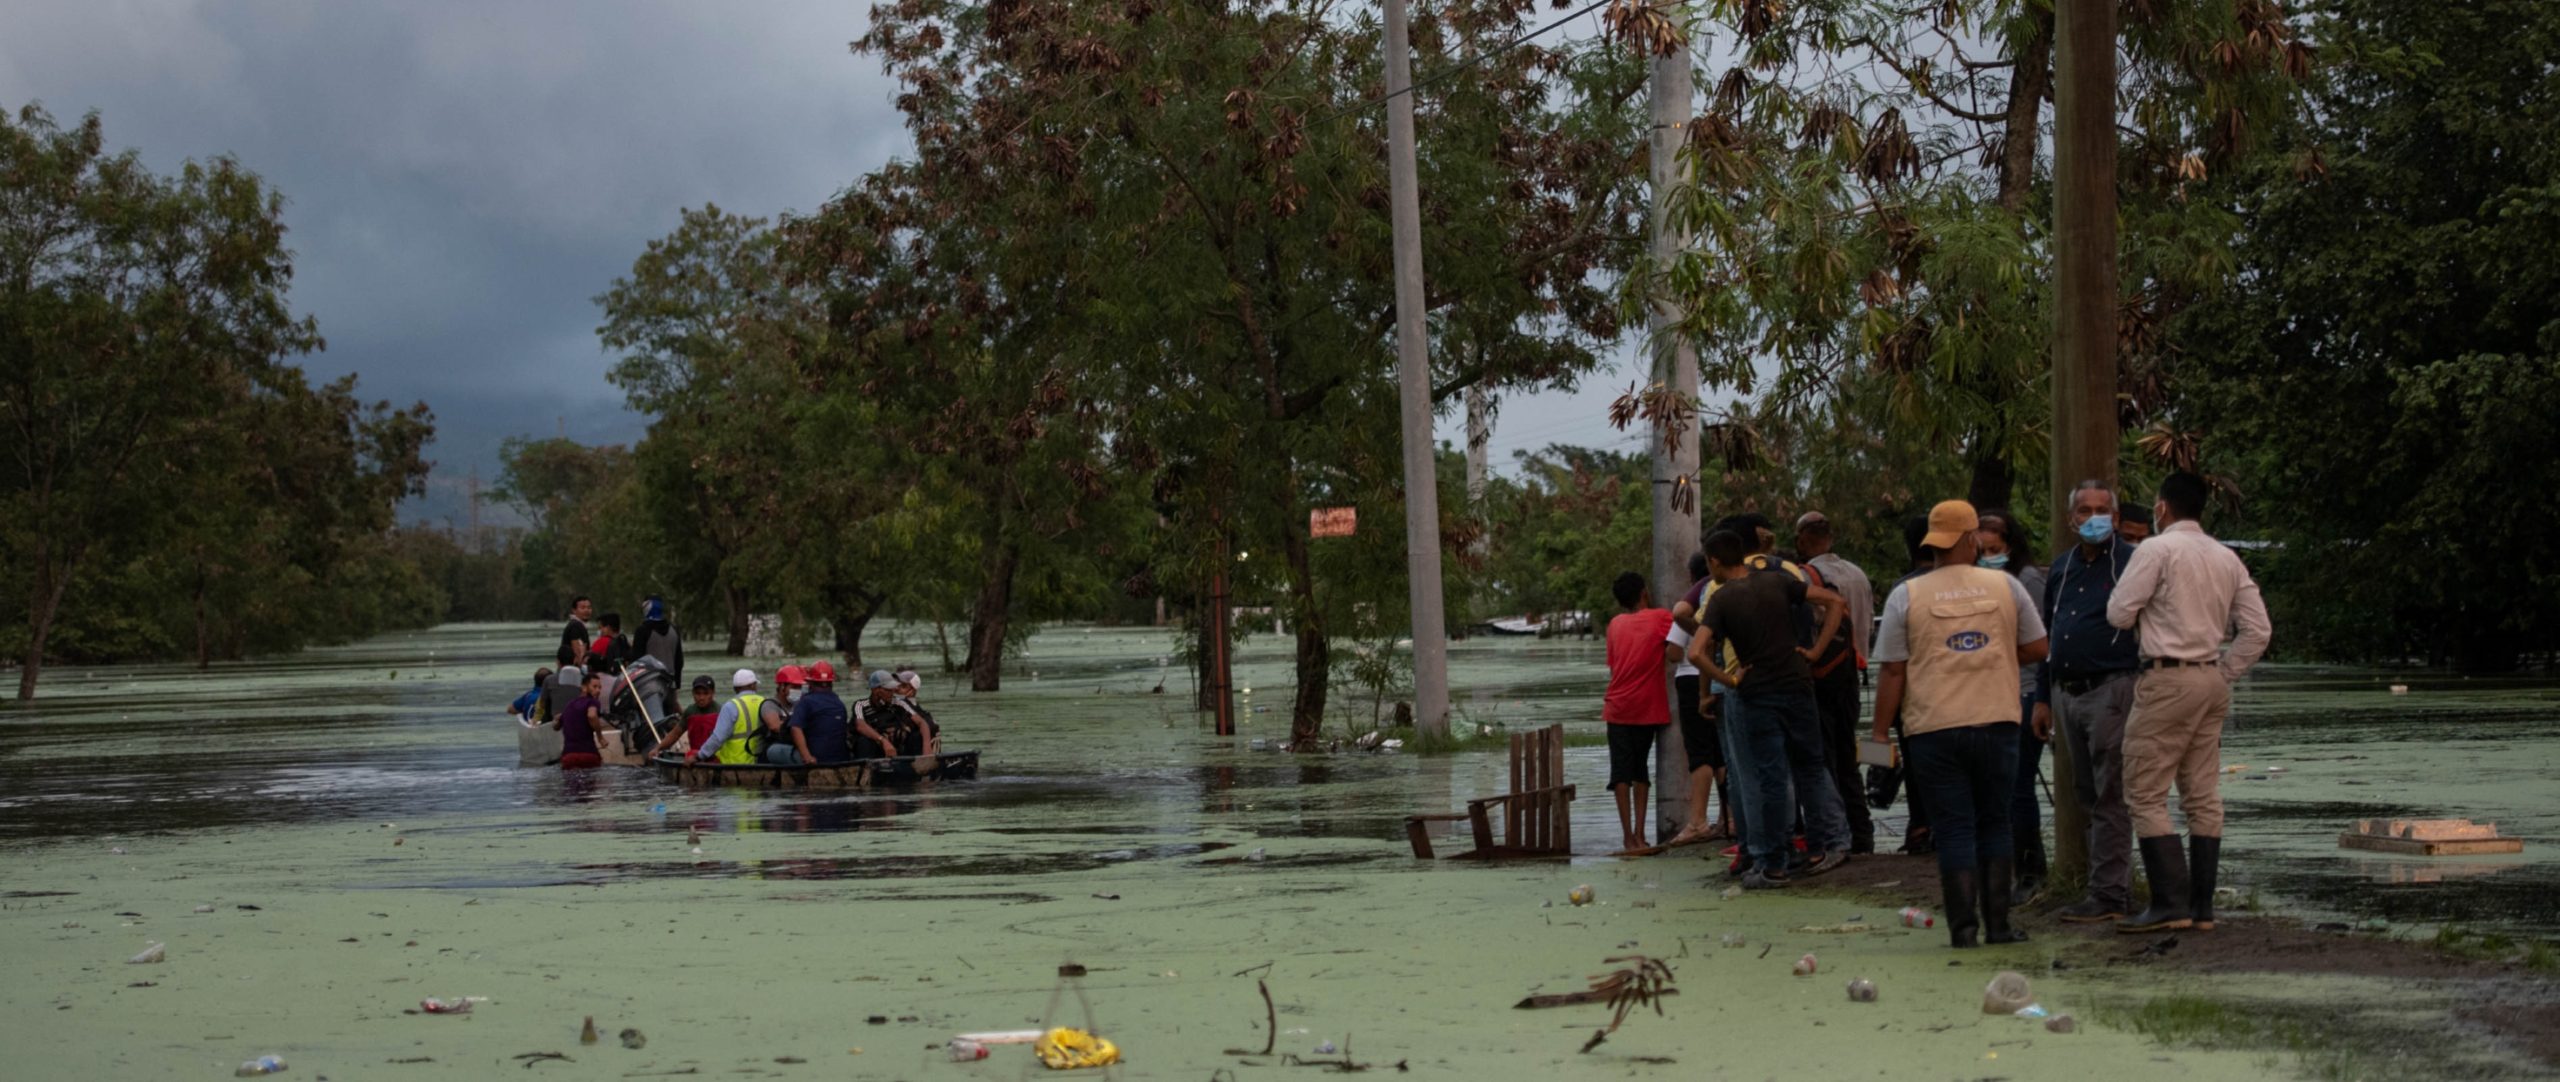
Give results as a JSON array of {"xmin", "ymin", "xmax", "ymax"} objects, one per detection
[
  {"xmin": 844, "ymin": 0, "xmax": 1650, "ymax": 734},
  {"xmin": 2, "ymin": 105, "xmax": 330, "ymax": 698},
  {"xmin": 596, "ymin": 205, "xmax": 817, "ymax": 653},
  {"xmin": 1636, "ymin": 0, "xmax": 2309, "ymax": 519},
  {"xmin": 2179, "ymin": 0, "xmax": 2560, "ymax": 669}
]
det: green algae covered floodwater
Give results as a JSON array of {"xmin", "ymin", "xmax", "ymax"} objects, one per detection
[{"xmin": 3, "ymin": 623, "xmax": 2555, "ymax": 1079}]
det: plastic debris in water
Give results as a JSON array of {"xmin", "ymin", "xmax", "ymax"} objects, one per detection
[
  {"xmin": 1246, "ymin": 848, "xmax": 1266, "ymax": 862},
  {"xmin": 1899, "ymin": 906, "xmax": 1935, "ymax": 928},
  {"xmin": 2014, "ymin": 1004, "xmax": 2050, "ymax": 1020},
  {"xmin": 650, "ymin": 803, "xmax": 666, "ymax": 814},
  {"xmin": 1568, "ymin": 884, "xmax": 1596, "ymax": 906},
  {"xmin": 420, "ymin": 997, "xmax": 475, "ymax": 1014},
  {"xmin": 234, "ymin": 1054, "xmax": 287, "ymax": 1076},
  {"xmin": 1846, "ymin": 978, "xmax": 1878, "ymax": 1002},
  {"xmin": 1791, "ymin": 953, "xmax": 1817, "ymax": 976},
  {"xmin": 580, "ymin": 1016, "xmax": 600, "ymax": 1044},
  {"xmin": 1982, "ymin": 971, "xmax": 2033, "ymax": 1015},
  {"xmin": 1720, "ymin": 933, "xmax": 1745, "ymax": 948},
  {"xmin": 1721, "ymin": 885, "xmax": 1743, "ymax": 900},
  {"xmin": 192, "ymin": 905, "xmax": 215, "ymax": 914},
  {"xmin": 127, "ymin": 942, "xmax": 165, "ymax": 964},
  {"xmin": 620, "ymin": 1028, "xmax": 646, "ymax": 1049},
  {"xmin": 947, "ymin": 1038, "xmax": 988, "ymax": 1061},
  {"xmin": 2045, "ymin": 1014, "xmax": 2078, "ymax": 1033},
  {"xmin": 1315, "ymin": 1041, "xmax": 1338, "ymax": 1055}
]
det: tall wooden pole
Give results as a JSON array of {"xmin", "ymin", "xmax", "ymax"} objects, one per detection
[
  {"xmin": 2048, "ymin": 0, "xmax": 2118, "ymax": 886},
  {"xmin": 1383, "ymin": 0, "xmax": 1451, "ymax": 735},
  {"xmin": 1646, "ymin": 42, "xmax": 1701, "ymax": 832}
]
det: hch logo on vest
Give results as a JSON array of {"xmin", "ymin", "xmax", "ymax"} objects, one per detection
[{"xmin": 1945, "ymin": 630, "xmax": 1990, "ymax": 652}]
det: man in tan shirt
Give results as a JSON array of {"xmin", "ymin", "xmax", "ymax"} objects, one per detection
[{"xmin": 2105, "ymin": 472, "xmax": 2274, "ymax": 934}]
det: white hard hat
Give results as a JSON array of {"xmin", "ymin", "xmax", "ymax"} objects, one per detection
[{"xmin": 731, "ymin": 668, "xmax": 758, "ymax": 689}]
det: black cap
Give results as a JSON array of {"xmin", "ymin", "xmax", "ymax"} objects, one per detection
[{"xmin": 691, "ymin": 675, "xmax": 716, "ymax": 690}]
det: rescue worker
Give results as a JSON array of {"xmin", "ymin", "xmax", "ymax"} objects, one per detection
[{"xmin": 688, "ymin": 669, "xmax": 780, "ymax": 766}]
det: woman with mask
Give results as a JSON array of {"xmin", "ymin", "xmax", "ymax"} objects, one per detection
[{"xmin": 1976, "ymin": 510, "xmax": 2052, "ymax": 906}]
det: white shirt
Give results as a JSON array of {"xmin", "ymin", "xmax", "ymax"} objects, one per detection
[
  {"xmin": 2105, "ymin": 520, "xmax": 2274, "ymax": 681},
  {"xmin": 1806, "ymin": 552, "xmax": 1874, "ymax": 663},
  {"xmin": 1665, "ymin": 621, "xmax": 1699, "ymax": 677}
]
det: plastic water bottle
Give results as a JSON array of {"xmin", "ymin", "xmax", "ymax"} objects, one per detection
[
  {"xmin": 235, "ymin": 1055, "xmax": 287, "ymax": 1076},
  {"xmin": 1899, "ymin": 906, "xmax": 1935, "ymax": 928},
  {"xmin": 947, "ymin": 1038, "xmax": 989, "ymax": 1061}
]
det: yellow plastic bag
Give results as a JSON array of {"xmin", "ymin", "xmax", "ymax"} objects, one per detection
[{"xmin": 1033, "ymin": 1027, "xmax": 1121, "ymax": 1070}]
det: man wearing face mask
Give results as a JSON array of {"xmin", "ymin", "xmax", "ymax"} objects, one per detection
[
  {"xmin": 2106, "ymin": 472, "xmax": 2273, "ymax": 934},
  {"xmin": 2033, "ymin": 480, "xmax": 2144, "ymax": 923}
]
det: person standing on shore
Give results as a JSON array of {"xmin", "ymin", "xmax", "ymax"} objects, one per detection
[
  {"xmin": 2106, "ymin": 472, "xmax": 2273, "ymax": 934},
  {"xmin": 1976, "ymin": 509, "xmax": 2052, "ymax": 905},
  {"xmin": 1600, "ymin": 571, "xmax": 1679, "ymax": 852},
  {"xmin": 1794, "ymin": 511, "xmax": 1875, "ymax": 853},
  {"xmin": 1666, "ymin": 551, "xmax": 1730, "ymax": 846},
  {"xmin": 1691, "ymin": 530, "xmax": 1853, "ymax": 888},
  {"xmin": 2116, "ymin": 504, "xmax": 2154, "ymax": 545},
  {"xmin": 2036, "ymin": 480, "xmax": 2144, "ymax": 923},
  {"xmin": 1869, "ymin": 501, "xmax": 2048, "ymax": 947}
]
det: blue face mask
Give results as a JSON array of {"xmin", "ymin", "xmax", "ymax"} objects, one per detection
[
  {"xmin": 1977, "ymin": 553, "xmax": 2010, "ymax": 570},
  {"xmin": 2077, "ymin": 514, "xmax": 2115, "ymax": 544}
]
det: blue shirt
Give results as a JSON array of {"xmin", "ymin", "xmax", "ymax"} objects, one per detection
[
  {"xmin": 787, "ymin": 689, "xmax": 852, "ymax": 762},
  {"xmin": 2034, "ymin": 538, "xmax": 2142, "ymax": 702},
  {"xmin": 509, "ymin": 686, "xmax": 543, "ymax": 718}
]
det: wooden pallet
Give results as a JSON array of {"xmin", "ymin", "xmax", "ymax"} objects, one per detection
[
  {"xmin": 2337, "ymin": 833, "xmax": 2522, "ymax": 856},
  {"xmin": 2338, "ymin": 818, "xmax": 2523, "ymax": 856}
]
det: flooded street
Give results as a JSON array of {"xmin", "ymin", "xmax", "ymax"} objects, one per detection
[{"xmin": 3, "ymin": 623, "xmax": 2554, "ymax": 1078}]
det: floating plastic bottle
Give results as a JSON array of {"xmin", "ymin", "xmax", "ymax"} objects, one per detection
[
  {"xmin": 1568, "ymin": 884, "xmax": 1595, "ymax": 906},
  {"xmin": 947, "ymin": 1038, "xmax": 989, "ymax": 1061},
  {"xmin": 1791, "ymin": 953, "xmax": 1818, "ymax": 976},
  {"xmin": 2014, "ymin": 1003, "xmax": 2050, "ymax": 1020},
  {"xmin": 1898, "ymin": 906, "xmax": 1935, "ymax": 928},
  {"xmin": 1846, "ymin": 978, "xmax": 1878, "ymax": 1002},
  {"xmin": 234, "ymin": 1055, "xmax": 287, "ymax": 1076}
]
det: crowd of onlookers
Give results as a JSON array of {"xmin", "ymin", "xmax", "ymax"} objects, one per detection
[
  {"xmin": 1602, "ymin": 472, "xmax": 2269, "ymax": 947},
  {"xmin": 506, "ymin": 595, "xmax": 940, "ymax": 769}
]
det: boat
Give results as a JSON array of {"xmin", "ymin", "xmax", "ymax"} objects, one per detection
[{"xmin": 647, "ymin": 749, "xmax": 981, "ymax": 790}]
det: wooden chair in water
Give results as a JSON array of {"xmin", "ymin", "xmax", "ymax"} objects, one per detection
[{"xmin": 1403, "ymin": 724, "xmax": 1576, "ymax": 859}]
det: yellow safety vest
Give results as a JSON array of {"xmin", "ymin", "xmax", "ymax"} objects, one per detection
[{"xmin": 714, "ymin": 694, "xmax": 766, "ymax": 765}]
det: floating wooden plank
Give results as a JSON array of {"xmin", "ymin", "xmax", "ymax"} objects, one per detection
[{"xmin": 2337, "ymin": 833, "xmax": 2523, "ymax": 856}]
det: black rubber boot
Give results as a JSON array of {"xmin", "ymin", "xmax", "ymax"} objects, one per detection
[
  {"xmin": 1940, "ymin": 865, "xmax": 1981, "ymax": 949},
  {"xmin": 1983, "ymin": 855, "xmax": 2030, "ymax": 944},
  {"xmin": 2188, "ymin": 835, "xmax": 2222, "ymax": 931},
  {"xmin": 2117, "ymin": 835, "xmax": 2194, "ymax": 934},
  {"xmin": 2011, "ymin": 827, "xmax": 2049, "ymax": 908}
]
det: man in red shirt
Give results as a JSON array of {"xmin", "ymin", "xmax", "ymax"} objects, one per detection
[{"xmin": 1602, "ymin": 571, "xmax": 1679, "ymax": 852}]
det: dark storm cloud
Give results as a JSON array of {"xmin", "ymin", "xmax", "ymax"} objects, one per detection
[{"xmin": 0, "ymin": 0, "xmax": 908, "ymax": 522}]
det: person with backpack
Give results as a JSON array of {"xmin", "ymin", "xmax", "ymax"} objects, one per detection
[
  {"xmin": 688, "ymin": 669, "xmax": 782, "ymax": 766},
  {"xmin": 628, "ymin": 596, "xmax": 684, "ymax": 686},
  {"xmin": 1690, "ymin": 528, "xmax": 1854, "ymax": 889}
]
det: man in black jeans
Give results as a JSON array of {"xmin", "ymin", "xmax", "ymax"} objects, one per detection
[
  {"xmin": 1794, "ymin": 512, "xmax": 1875, "ymax": 853},
  {"xmin": 1869, "ymin": 501, "xmax": 2050, "ymax": 948},
  {"xmin": 2036, "ymin": 480, "xmax": 2146, "ymax": 923}
]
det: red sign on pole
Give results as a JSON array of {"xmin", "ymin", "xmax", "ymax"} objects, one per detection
[{"xmin": 1310, "ymin": 507, "xmax": 1358, "ymax": 538}]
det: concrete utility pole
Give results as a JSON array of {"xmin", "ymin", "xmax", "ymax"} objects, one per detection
[
  {"xmin": 1383, "ymin": 0, "xmax": 1451, "ymax": 735},
  {"xmin": 1646, "ymin": 41, "xmax": 1703, "ymax": 831},
  {"xmin": 2048, "ymin": 0, "xmax": 2119, "ymax": 886}
]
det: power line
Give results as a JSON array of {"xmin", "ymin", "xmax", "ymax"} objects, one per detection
[{"xmin": 1309, "ymin": 0, "xmax": 1618, "ymax": 129}]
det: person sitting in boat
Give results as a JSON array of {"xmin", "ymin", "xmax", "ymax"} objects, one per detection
[
  {"xmin": 687, "ymin": 669, "xmax": 781, "ymax": 765},
  {"xmin": 855, "ymin": 670, "xmax": 925, "ymax": 757},
  {"xmin": 558, "ymin": 672, "xmax": 610, "ymax": 770},
  {"xmin": 772, "ymin": 664, "xmax": 806, "ymax": 715},
  {"xmin": 890, "ymin": 668, "xmax": 940, "ymax": 755},
  {"xmin": 507, "ymin": 668, "xmax": 551, "ymax": 722},
  {"xmin": 539, "ymin": 644, "xmax": 584, "ymax": 724},
  {"xmin": 651, "ymin": 675, "xmax": 722, "ymax": 759},
  {"xmin": 774, "ymin": 661, "xmax": 874, "ymax": 765}
]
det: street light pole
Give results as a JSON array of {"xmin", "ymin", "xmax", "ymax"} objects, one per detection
[{"xmin": 1381, "ymin": 0, "xmax": 1452, "ymax": 735}]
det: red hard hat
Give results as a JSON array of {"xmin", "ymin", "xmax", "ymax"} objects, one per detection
[
  {"xmin": 806, "ymin": 661, "xmax": 838, "ymax": 684},
  {"xmin": 775, "ymin": 664, "xmax": 805, "ymax": 687}
]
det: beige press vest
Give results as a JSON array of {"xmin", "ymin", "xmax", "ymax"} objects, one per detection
[{"xmin": 1901, "ymin": 565, "xmax": 2021, "ymax": 736}]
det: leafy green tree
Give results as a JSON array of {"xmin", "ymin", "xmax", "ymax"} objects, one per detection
[
  {"xmin": 3, "ymin": 104, "xmax": 366, "ymax": 697},
  {"xmin": 2179, "ymin": 0, "xmax": 2560, "ymax": 668},
  {"xmin": 1640, "ymin": 0, "xmax": 2309, "ymax": 517},
  {"xmin": 846, "ymin": 0, "xmax": 1649, "ymax": 735}
]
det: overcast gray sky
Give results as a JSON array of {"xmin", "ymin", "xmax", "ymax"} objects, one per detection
[{"xmin": 3, "ymin": 0, "xmax": 1633, "ymax": 526}]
